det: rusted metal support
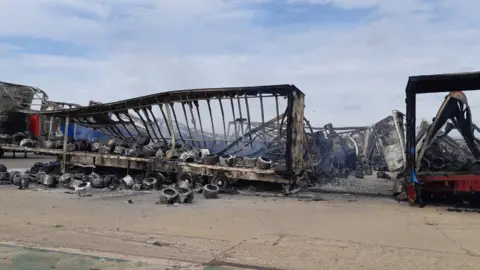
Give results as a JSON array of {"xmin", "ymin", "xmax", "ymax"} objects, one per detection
[
  {"xmin": 141, "ymin": 107, "xmax": 160, "ymax": 141},
  {"xmin": 285, "ymin": 94, "xmax": 294, "ymax": 172},
  {"xmin": 170, "ymin": 103, "xmax": 185, "ymax": 142},
  {"xmin": 236, "ymin": 96, "xmax": 245, "ymax": 140},
  {"xmin": 125, "ymin": 112, "xmax": 142, "ymax": 136},
  {"xmin": 114, "ymin": 112, "xmax": 134, "ymax": 138},
  {"xmin": 193, "ymin": 101, "xmax": 207, "ymax": 148},
  {"xmin": 275, "ymin": 93, "xmax": 280, "ymax": 135},
  {"xmin": 165, "ymin": 103, "xmax": 175, "ymax": 158},
  {"xmin": 206, "ymin": 99, "xmax": 216, "ymax": 147},
  {"xmin": 158, "ymin": 104, "xmax": 172, "ymax": 136},
  {"xmin": 48, "ymin": 116, "xmax": 54, "ymax": 139},
  {"xmin": 134, "ymin": 108, "xmax": 154, "ymax": 140},
  {"xmin": 218, "ymin": 98, "xmax": 228, "ymax": 147},
  {"xmin": 278, "ymin": 112, "xmax": 287, "ymax": 138},
  {"xmin": 147, "ymin": 106, "xmax": 167, "ymax": 144},
  {"xmin": 287, "ymin": 91, "xmax": 305, "ymax": 175},
  {"xmin": 181, "ymin": 102, "xmax": 195, "ymax": 146},
  {"xmin": 244, "ymin": 95, "xmax": 253, "ymax": 148},
  {"xmin": 99, "ymin": 114, "xmax": 127, "ymax": 140},
  {"xmin": 229, "ymin": 98, "xmax": 239, "ymax": 144},
  {"xmin": 188, "ymin": 101, "xmax": 200, "ymax": 147},
  {"xmin": 259, "ymin": 91, "xmax": 267, "ymax": 145},
  {"xmin": 62, "ymin": 115, "xmax": 70, "ymax": 174}
]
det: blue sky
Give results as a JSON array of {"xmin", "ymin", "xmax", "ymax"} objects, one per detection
[{"xmin": 0, "ymin": 0, "xmax": 478, "ymax": 126}]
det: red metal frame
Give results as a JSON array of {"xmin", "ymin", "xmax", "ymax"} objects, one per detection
[
  {"xmin": 418, "ymin": 175, "xmax": 480, "ymax": 192},
  {"xmin": 29, "ymin": 114, "xmax": 40, "ymax": 137}
]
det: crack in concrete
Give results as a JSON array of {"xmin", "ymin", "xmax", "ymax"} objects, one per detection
[
  {"xmin": 436, "ymin": 227, "xmax": 477, "ymax": 257},
  {"xmin": 423, "ymin": 216, "xmax": 477, "ymax": 257},
  {"xmin": 281, "ymin": 232, "xmax": 480, "ymax": 257}
]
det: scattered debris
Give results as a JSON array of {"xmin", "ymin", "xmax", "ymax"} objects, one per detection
[{"xmin": 152, "ymin": 241, "xmax": 172, "ymax": 247}]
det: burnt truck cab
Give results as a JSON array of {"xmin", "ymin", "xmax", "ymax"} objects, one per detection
[{"xmin": 405, "ymin": 72, "xmax": 480, "ymax": 206}]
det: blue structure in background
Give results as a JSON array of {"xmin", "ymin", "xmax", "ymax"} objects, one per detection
[{"xmin": 59, "ymin": 124, "xmax": 109, "ymax": 141}]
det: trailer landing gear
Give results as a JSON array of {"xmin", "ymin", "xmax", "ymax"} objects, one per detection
[{"xmin": 407, "ymin": 182, "xmax": 425, "ymax": 208}]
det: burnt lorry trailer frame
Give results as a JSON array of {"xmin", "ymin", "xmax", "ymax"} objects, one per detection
[
  {"xmin": 405, "ymin": 72, "xmax": 480, "ymax": 206},
  {"xmin": 0, "ymin": 81, "xmax": 83, "ymax": 157},
  {"xmin": 31, "ymin": 84, "xmax": 309, "ymax": 187}
]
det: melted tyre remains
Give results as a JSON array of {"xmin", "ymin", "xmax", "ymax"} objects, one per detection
[{"xmin": 203, "ymin": 184, "xmax": 220, "ymax": 199}]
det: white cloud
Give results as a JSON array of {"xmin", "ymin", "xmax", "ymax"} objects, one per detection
[{"xmin": 0, "ymin": 0, "xmax": 479, "ymax": 127}]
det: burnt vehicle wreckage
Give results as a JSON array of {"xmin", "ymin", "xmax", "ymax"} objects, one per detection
[
  {"xmin": 0, "ymin": 81, "xmax": 81, "ymax": 157},
  {"xmin": 0, "ymin": 84, "xmax": 318, "ymax": 202},
  {"xmin": 400, "ymin": 72, "xmax": 480, "ymax": 206},
  {"xmin": 2, "ymin": 73, "xmax": 480, "ymax": 206}
]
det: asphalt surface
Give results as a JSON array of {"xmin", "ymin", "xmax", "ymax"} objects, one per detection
[{"xmin": 1, "ymin": 155, "xmax": 480, "ymax": 269}]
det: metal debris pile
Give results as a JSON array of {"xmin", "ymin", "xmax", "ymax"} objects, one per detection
[
  {"xmin": 307, "ymin": 110, "xmax": 406, "ymax": 181},
  {"xmin": 414, "ymin": 92, "xmax": 480, "ymax": 173}
]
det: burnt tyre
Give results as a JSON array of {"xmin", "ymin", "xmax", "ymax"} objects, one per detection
[
  {"xmin": 0, "ymin": 171, "xmax": 9, "ymax": 180},
  {"xmin": 20, "ymin": 138, "xmax": 34, "ymax": 147},
  {"xmin": 136, "ymin": 134, "xmax": 151, "ymax": 146},
  {"xmin": 0, "ymin": 172, "xmax": 9, "ymax": 184},
  {"xmin": 178, "ymin": 187, "xmax": 194, "ymax": 203},
  {"xmin": 203, "ymin": 154, "xmax": 219, "ymax": 165},
  {"xmin": 107, "ymin": 178, "xmax": 120, "ymax": 190},
  {"xmin": 159, "ymin": 188, "xmax": 179, "ymax": 204},
  {"xmin": 99, "ymin": 145, "xmax": 111, "ymax": 154},
  {"xmin": 58, "ymin": 173, "xmax": 72, "ymax": 187},
  {"xmin": 0, "ymin": 164, "xmax": 7, "ymax": 172},
  {"xmin": 44, "ymin": 140, "xmax": 55, "ymax": 149},
  {"xmin": 103, "ymin": 175, "xmax": 117, "ymax": 188},
  {"xmin": 36, "ymin": 172, "xmax": 46, "ymax": 184},
  {"xmin": 155, "ymin": 149, "xmax": 165, "ymax": 158},
  {"xmin": 121, "ymin": 175, "xmax": 134, "ymax": 189},
  {"xmin": 131, "ymin": 183, "xmax": 142, "ymax": 191},
  {"xmin": 90, "ymin": 173, "xmax": 105, "ymax": 188},
  {"xmin": 66, "ymin": 143, "xmax": 76, "ymax": 152},
  {"xmin": 12, "ymin": 132, "xmax": 26, "ymax": 143},
  {"xmin": 20, "ymin": 173, "xmax": 30, "ymax": 189},
  {"xmin": 91, "ymin": 142, "xmax": 101, "ymax": 152},
  {"xmin": 43, "ymin": 174, "xmax": 56, "ymax": 187},
  {"xmin": 12, "ymin": 172, "xmax": 22, "ymax": 186},
  {"xmin": 69, "ymin": 179, "xmax": 83, "ymax": 190},
  {"xmin": 146, "ymin": 172, "xmax": 165, "ymax": 189},
  {"xmin": 142, "ymin": 145, "xmax": 156, "ymax": 158},
  {"xmin": 114, "ymin": 146, "xmax": 127, "ymax": 155},
  {"xmin": 75, "ymin": 182, "xmax": 92, "ymax": 197},
  {"xmin": 219, "ymin": 155, "xmax": 234, "ymax": 167},
  {"xmin": 211, "ymin": 173, "xmax": 229, "ymax": 191},
  {"xmin": 256, "ymin": 157, "xmax": 272, "ymax": 170},
  {"xmin": 176, "ymin": 172, "xmax": 196, "ymax": 189},
  {"xmin": 142, "ymin": 177, "xmax": 157, "ymax": 190},
  {"xmin": 243, "ymin": 157, "xmax": 257, "ymax": 167},
  {"xmin": 203, "ymin": 184, "xmax": 219, "ymax": 199}
]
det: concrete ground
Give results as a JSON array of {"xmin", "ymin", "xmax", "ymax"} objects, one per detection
[{"xmin": 0, "ymin": 156, "xmax": 480, "ymax": 269}]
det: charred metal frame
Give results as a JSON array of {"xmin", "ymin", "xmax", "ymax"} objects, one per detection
[
  {"xmin": 405, "ymin": 72, "xmax": 480, "ymax": 204},
  {"xmin": 38, "ymin": 85, "xmax": 306, "ymax": 175}
]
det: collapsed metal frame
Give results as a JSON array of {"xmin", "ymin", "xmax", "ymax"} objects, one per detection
[
  {"xmin": 38, "ymin": 85, "xmax": 306, "ymax": 175},
  {"xmin": 0, "ymin": 81, "xmax": 82, "ymax": 138},
  {"xmin": 0, "ymin": 81, "xmax": 49, "ymax": 112},
  {"xmin": 405, "ymin": 72, "xmax": 480, "ymax": 205}
]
